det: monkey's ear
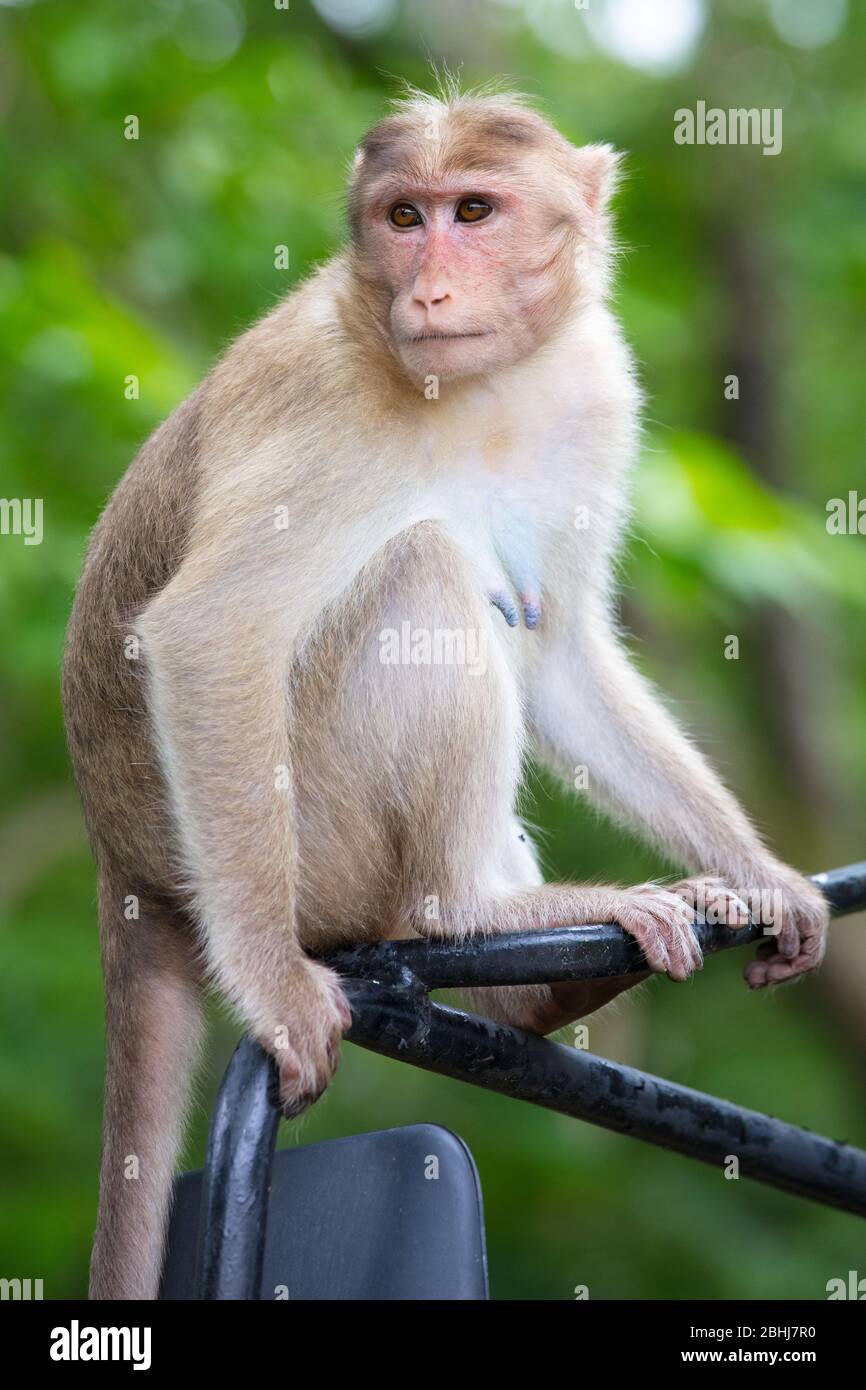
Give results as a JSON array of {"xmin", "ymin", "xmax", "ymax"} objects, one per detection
[
  {"xmin": 571, "ymin": 143, "xmax": 623, "ymax": 216},
  {"xmin": 347, "ymin": 147, "xmax": 367, "ymax": 234}
]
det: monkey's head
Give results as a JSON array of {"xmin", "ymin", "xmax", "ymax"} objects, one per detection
[{"xmin": 346, "ymin": 88, "xmax": 620, "ymax": 382}]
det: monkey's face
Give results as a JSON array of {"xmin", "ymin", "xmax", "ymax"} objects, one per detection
[
  {"xmin": 356, "ymin": 175, "xmax": 579, "ymax": 381},
  {"xmin": 348, "ymin": 102, "xmax": 619, "ymax": 383}
]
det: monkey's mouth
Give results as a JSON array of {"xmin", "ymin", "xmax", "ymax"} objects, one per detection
[{"xmin": 410, "ymin": 331, "xmax": 492, "ymax": 342}]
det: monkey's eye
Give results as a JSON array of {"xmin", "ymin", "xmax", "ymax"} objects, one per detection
[
  {"xmin": 388, "ymin": 203, "xmax": 423, "ymax": 229},
  {"xmin": 455, "ymin": 198, "xmax": 493, "ymax": 224}
]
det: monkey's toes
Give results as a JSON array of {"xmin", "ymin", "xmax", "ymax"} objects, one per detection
[
  {"xmin": 618, "ymin": 886, "xmax": 703, "ymax": 982},
  {"xmin": 672, "ymin": 876, "xmax": 751, "ymax": 928},
  {"xmin": 271, "ymin": 974, "xmax": 353, "ymax": 1118},
  {"xmin": 276, "ymin": 1038, "xmax": 340, "ymax": 1118}
]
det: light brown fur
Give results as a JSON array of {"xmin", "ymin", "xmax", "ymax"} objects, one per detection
[{"xmin": 63, "ymin": 88, "xmax": 827, "ymax": 1300}]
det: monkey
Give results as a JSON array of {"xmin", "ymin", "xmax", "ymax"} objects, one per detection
[{"xmin": 62, "ymin": 86, "xmax": 829, "ymax": 1300}]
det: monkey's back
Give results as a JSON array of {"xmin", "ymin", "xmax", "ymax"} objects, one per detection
[{"xmin": 62, "ymin": 394, "xmax": 204, "ymax": 895}]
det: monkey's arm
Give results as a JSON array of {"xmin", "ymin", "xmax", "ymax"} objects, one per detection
[{"xmin": 529, "ymin": 604, "xmax": 828, "ymax": 987}]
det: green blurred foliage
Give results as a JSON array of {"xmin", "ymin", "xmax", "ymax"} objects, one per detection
[{"xmin": 1, "ymin": 0, "xmax": 864, "ymax": 1300}]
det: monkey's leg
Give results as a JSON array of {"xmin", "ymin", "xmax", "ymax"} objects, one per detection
[
  {"xmin": 459, "ymin": 834, "xmax": 656, "ymax": 1033},
  {"xmin": 393, "ymin": 712, "xmax": 701, "ymax": 1026},
  {"xmin": 446, "ymin": 881, "xmax": 693, "ymax": 1032},
  {"xmin": 139, "ymin": 577, "xmax": 356, "ymax": 1125},
  {"xmin": 464, "ymin": 974, "xmax": 652, "ymax": 1035},
  {"xmin": 388, "ymin": 549, "xmax": 701, "ymax": 1026},
  {"xmin": 90, "ymin": 871, "xmax": 204, "ymax": 1301}
]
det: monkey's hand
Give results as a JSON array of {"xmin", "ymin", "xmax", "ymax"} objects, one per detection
[
  {"xmin": 735, "ymin": 866, "xmax": 829, "ymax": 989},
  {"xmin": 262, "ymin": 961, "xmax": 353, "ymax": 1118}
]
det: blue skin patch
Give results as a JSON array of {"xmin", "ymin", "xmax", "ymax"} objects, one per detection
[
  {"xmin": 488, "ymin": 589, "xmax": 542, "ymax": 629},
  {"xmin": 489, "ymin": 591, "xmax": 520, "ymax": 627},
  {"xmin": 488, "ymin": 506, "xmax": 543, "ymax": 631},
  {"xmin": 521, "ymin": 598, "xmax": 541, "ymax": 630},
  {"xmin": 489, "ymin": 586, "xmax": 542, "ymax": 631},
  {"xmin": 492, "ymin": 508, "xmax": 544, "ymax": 633}
]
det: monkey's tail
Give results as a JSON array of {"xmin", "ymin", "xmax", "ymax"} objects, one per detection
[{"xmin": 90, "ymin": 873, "xmax": 205, "ymax": 1300}]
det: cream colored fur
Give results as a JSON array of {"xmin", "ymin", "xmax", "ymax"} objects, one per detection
[{"xmin": 63, "ymin": 88, "xmax": 828, "ymax": 1300}]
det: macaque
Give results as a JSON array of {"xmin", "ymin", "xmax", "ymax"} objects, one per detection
[{"xmin": 63, "ymin": 87, "xmax": 829, "ymax": 1300}]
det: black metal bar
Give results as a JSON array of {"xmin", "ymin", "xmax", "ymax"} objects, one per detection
[
  {"xmin": 194, "ymin": 862, "xmax": 866, "ymax": 1297},
  {"xmin": 333, "ymin": 861, "xmax": 866, "ymax": 1217},
  {"xmin": 344, "ymin": 978, "xmax": 866, "ymax": 1218},
  {"xmin": 812, "ymin": 860, "xmax": 866, "ymax": 915},
  {"xmin": 193, "ymin": 1036, "xmax": 281, "ymax": 1300},
  {"xmin": 328, "ymin": 861, "xmax": 866, "ymax": 990}
]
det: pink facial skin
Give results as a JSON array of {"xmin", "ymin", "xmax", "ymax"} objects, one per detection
[{"xmin": 359, "ymin": 176, "xmax": 564, "ymax": 380}]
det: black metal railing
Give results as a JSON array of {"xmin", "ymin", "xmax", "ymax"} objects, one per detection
[{"xmin": 193, "ymin": 861, "xmax": 866, "ymax": 1299}]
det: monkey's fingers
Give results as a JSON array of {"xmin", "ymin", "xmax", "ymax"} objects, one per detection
[
  {"xmin": 743, "ymin": 871, "xmax": 830, "ymax": 984},
  {"xmin": 744, "ymin": 919, "xmax": 827, "ymax": 989},
  {"xmin": 744, "ymin": 949, "xmax": 812, "ymax": 989}
]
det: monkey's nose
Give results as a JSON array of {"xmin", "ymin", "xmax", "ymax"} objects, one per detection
[{"xmin": 411, "ymin": 281, "xmax": 452, "ymax": 312}]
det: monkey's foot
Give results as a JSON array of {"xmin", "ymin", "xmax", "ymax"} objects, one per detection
[
  {"xmin": 670, "ymin": 876, "xmax": 751, "ymax": 928},
  {"xmin": 606, "ymin": 883, "xmax": 704, "ymax": 982},
  {"xmin": 261, "ymin": 964, "xmax": 353, "ymax": 1119},
  {"xmin": 529, "ymin": 973, "xmax": 652, "ymax": 1034}
]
